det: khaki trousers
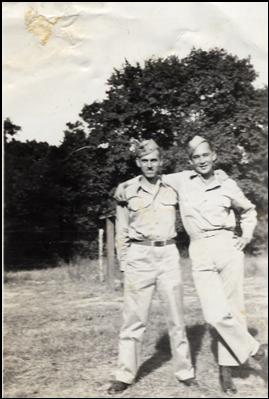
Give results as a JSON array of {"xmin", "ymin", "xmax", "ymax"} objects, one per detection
[
  {"xmin": 115, "ymin": 243, "xmax": 194, "ymax": 384},
  {"xmin": 189, "ymin": 232, "xmax": 259, "ymax": 366}
]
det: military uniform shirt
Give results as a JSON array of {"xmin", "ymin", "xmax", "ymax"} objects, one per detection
[
  {"xmin": 114, "ymin": 176, "xmax": 178, "ymax": 268},
  {"xmin": 163, "ymin": 170, "xmax": 257, "ymax": 240}
]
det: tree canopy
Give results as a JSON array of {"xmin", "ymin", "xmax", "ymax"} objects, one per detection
[{"xmin": 4, "ymin": 48, "xmax": 268, "ymax": 267}]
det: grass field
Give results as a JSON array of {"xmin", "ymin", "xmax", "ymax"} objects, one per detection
[{"xmin": 3, "ymin": 255, "xmax": 268, "ymax": 398}]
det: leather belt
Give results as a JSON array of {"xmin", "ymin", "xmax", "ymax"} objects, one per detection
[{"xmin": 130, "ymin": 239, "xmax": 175, "ymax": 247}]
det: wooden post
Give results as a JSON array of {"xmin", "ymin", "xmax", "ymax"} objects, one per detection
[
  {"xmin": 106, "ymin": 217, "xmax": 115, "ymax": 289},
  {"xmin": 98, "ymin": 228, "xmax": 104, "ymax": 282}
]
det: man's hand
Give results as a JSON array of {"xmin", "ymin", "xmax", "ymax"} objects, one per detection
[{"xmin": 233, "ymin": 236, "xmax": 250, "ymax": 251}]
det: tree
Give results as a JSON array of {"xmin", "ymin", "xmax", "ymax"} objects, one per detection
[
  {"xmin": 4, "ymin": 49, "xmax": 268, "ymax": 268},
  {"xmin": 62, "ymin": 48, "xmax": 267, "ymax": 253},
  {"xmin": 4, "ymin": 120, "xmax": 68, "ymax": 267},
  {"xmin": 4, "ymin": 117, "xmax": 22, "ymax": 141}
]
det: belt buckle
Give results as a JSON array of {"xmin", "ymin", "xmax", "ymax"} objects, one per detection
[{"xmin": 154, "ymin": 241, "xmax": 165, "ymax": 247}]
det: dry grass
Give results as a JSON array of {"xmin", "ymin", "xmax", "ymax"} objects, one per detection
[{"xmin": 3, "ymin": 256, "xmax": 268, "ymax": 398}]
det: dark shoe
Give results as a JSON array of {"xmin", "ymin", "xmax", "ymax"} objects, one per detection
[
  {"xmin": 219, "ymin": 366, "xmax": 237, "ymax": 394},
  {"xmin": 107, "ymin": 380, "xmax": 130, "ymax": 394},
  {"xmin": 180, "ymin": 377, "xmax": 199, "ymax": 387},
  {"xmin": 252, "ymin": 343, "xmax": 268, "ymax": 363}
]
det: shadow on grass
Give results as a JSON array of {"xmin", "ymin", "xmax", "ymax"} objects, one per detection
[
  {"xmin": 210, "ymin": 326, "xmax": 268, "ymax": 384},
  {"xmin": 136, "ymin": 323, "xmax": 207, "ymax": 381}
]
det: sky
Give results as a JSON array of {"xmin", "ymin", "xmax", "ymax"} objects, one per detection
[{"xmin": 3, "ymin": 2, "xmax": 268, "ymax": 146}]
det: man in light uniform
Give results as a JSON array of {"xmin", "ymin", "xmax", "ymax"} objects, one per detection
[
  {"xmin": 163, "ymin": 135, "xmax": 266, "ymax": 394},
  {"xmin": 108, "ymin": 139, "xmax": 195, "ymax": 394},
  {"xmin": 114, "ymin": 135, "xmax": 267, "ymax": 394}
]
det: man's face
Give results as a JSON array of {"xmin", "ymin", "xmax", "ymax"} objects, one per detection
[
  {"xmin": 136, "ymin": 150, "xmax": 162, "ymax": 179},
  {"xmin": 189, "ymin": 142, "xmax": 216, "ymax": 176}
]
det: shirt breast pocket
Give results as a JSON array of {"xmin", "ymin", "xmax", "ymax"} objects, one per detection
[
  {"xmin": 160, "ymin": 198, "xmax": 177, "ymax": 207},
  {"xmin": 160, "ymin": 191, "xmax": 178, "ymax": 209},
  {"xmin": 127, "ymin": 196, "xmax": 151, "ymax": 211},
  {"xmin": 160, "ymin": 186, "xmax": 178, "ymax": 204}
]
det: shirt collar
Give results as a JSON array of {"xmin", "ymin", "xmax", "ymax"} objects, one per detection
[
  {"xmin": 136, "ymin": 175, "xmax": 165, "ymax": 193},
  {"xmin": 189, "ymin": 170, "xmax": 222, "ymax": 190}
]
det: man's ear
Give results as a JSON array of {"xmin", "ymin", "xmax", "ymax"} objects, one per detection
[
  {"xmin": 188, "ymin": 158, "xmax": 194, "ymax": 166},
  {"xmin": 212, "ymin": 152, "xmax": 217, "ymax": 162}
]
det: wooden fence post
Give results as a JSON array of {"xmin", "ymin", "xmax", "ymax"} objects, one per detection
[
  {"xmin": 106, "ymin": 217, "xmax": 115, "ymax": 289},
  {"xmin": 98, "ymin": 228, "xmax": 104, "ymax": 282}
]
